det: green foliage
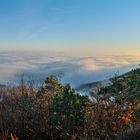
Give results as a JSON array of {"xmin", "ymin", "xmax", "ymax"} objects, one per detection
[
  {"xmin": 39, "ymin": 77, "xmax": 88, "ymax": 139},
  {"xmin": 51, "ymin": 85, "xmax": 87, "ymax": 138},
  {"xmin": 40, "ymin": 76, "xmax": 65, "ymax": 96}
]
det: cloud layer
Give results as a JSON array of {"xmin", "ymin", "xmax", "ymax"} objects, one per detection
[{"xmin": 0, "ymin": 50, "xmax": 140, "ymax": 87}]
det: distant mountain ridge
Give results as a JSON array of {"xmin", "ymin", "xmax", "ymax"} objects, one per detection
[
  {"xmin": 0, "ymin": 84, "xmax": 6, "ymax": 88},
  {"xmin": 76, "ymin": 67, "xmax": 140, "ymax": 102},
  {"xmin": 76, "ymin": 79, "xmax": 111, "ymax": 95}
]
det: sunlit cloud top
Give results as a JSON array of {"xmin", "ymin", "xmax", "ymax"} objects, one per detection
[{"xmin": 0, "ymin": 50, "xmax": 140, "ymax": 86}]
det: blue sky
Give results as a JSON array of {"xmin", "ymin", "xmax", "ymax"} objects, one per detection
[{"xmin": 0, "ymin": 0, "xmax": 140, "ymax": 55}]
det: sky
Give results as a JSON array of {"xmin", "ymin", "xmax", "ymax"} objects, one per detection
[
  {"xmin": 0, "ymin": 0, "xmax": 140, "ymax": 55},
  {"xmin": 0, "ymin": 1, "xmax": 140, "ymax": 86}
]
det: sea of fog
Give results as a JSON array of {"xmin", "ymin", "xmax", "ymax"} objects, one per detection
[{"xmin": 0, "ymin": 50, "xmax": 140, "ymax": 88}]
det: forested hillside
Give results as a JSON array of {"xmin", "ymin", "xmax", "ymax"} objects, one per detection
[{"xmin": 0, "ymin": 68, "xmax": 140, "ymax": 140}]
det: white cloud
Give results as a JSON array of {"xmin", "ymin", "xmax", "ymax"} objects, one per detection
[
  {"xmin": 81, "ymin": 58, "xmax": 101, "ymax": 71},
  {"xmin": 0, "ymin": 50, "xmax": 139, "ymax": 86}
]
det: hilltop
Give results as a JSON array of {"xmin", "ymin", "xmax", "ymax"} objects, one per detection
[{"xmin": 77, "ymin": 67, "xmax": 140, "ymax": 103}]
